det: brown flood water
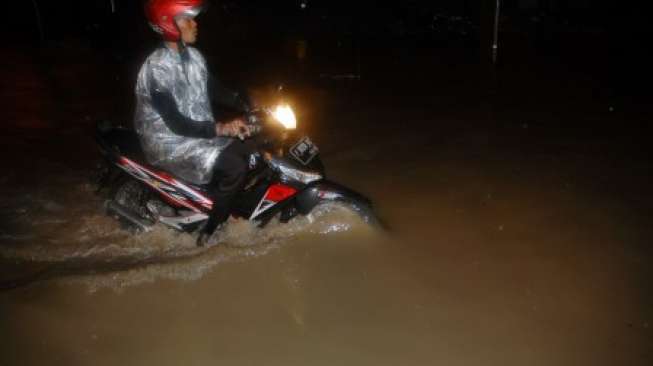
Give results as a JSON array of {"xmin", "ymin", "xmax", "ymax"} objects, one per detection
[{"xmin": 1, "ymin": 45, "xmax": 652, "ymax": 365}]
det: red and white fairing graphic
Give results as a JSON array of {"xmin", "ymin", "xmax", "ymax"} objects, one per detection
[
  {"xmin": 118, "ymin": 157, "xmax": 212, "ymax": 212},
  {"xmin": 117, "ymin": 157, "xmax": 298, "ymax": 221},
  {"xmin": 249, "ymin": 183, "xmax": 297, "ymax": 220}
]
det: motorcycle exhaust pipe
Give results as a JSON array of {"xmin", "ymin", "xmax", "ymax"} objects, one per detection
[{"xmin": 105, "ymin": 200, "xmax": 154, "ymax": 232}]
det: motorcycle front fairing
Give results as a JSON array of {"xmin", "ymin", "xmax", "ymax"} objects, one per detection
[{"xmin": 233, "ymin": 136, "xmax": 374, "ymax": 228}]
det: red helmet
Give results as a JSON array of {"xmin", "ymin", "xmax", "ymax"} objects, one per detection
[{"xmin": 145, "ymin": 0, "xmax": 206, "ymax": 42}]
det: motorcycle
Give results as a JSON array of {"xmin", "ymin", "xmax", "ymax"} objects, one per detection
[{"xmin": 94, "ymin": 103, "xmax": 380, "ymax": 239}]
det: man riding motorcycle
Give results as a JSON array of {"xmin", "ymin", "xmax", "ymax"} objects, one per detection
[{"xmin": 136, "ymin": 0, "xmax": 254, "ymax": 246}]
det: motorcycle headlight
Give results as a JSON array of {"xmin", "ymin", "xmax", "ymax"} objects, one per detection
[{"xmin": 271, "ymin": 104, "xmax": 297, "ymax": 130}]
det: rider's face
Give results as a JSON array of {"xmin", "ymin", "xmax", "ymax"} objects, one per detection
[{"xmin": 176, "ymin": 16, "xmax": 198, "ymax": 44}]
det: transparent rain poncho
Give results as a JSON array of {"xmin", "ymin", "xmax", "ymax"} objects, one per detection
[{"xmin": 134, "ymin": 46, "xmax": 232, "ymax": 184}]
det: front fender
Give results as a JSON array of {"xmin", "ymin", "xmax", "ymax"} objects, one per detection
[{"xmin": 295, "ymin": 180, "xmax": 372, "ymax": 215}]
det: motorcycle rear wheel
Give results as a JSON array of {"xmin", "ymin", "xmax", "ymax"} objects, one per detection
[{"xmin": 111, "ymin": 179, "xmax": 153, "ymax": 221}]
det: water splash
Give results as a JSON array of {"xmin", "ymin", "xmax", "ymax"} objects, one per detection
[{"xmin": 1, "ymin": 186, "xmax": 377, "ymax": 291}]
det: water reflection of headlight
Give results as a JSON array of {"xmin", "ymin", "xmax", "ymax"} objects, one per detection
[{"xmin": 272, "ymin": 105, "xmax": 297, "ymax": 130}]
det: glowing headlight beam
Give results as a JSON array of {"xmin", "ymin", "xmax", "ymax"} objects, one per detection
[{"xmin": 272, "ymin": 105, "xmax": 297, "ymax": 130}]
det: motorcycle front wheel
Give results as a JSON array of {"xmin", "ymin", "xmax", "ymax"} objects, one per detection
[{"xmin": 306, "ymin": 199, "xmax": 385, "ymax": 231}]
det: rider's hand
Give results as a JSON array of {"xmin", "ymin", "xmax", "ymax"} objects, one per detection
[
  {"xmin": 215, "ymin": 119, "xmax": 238, "ymax": 137},
  {"xmin": 215, "ymin": 118, "xmax": 252, "ymax": 140}
]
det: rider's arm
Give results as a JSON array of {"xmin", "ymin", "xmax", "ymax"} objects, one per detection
[{"xmin": 150, "ymin": 88, "xmax": 217, "ymax": 139}]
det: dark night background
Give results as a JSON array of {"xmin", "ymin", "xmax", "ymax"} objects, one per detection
[
  {"xmin": 3, "ymin": 1, "xmax": 650, "ymax": 111},
  {"xmin": 4, "ymin": 1, "xmax": 650, "ymax": 95}
]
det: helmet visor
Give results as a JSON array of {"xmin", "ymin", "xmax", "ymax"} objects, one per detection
[{"xmin": 176, "ymin": 3, "xmax": 207, "ymax": 20}]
